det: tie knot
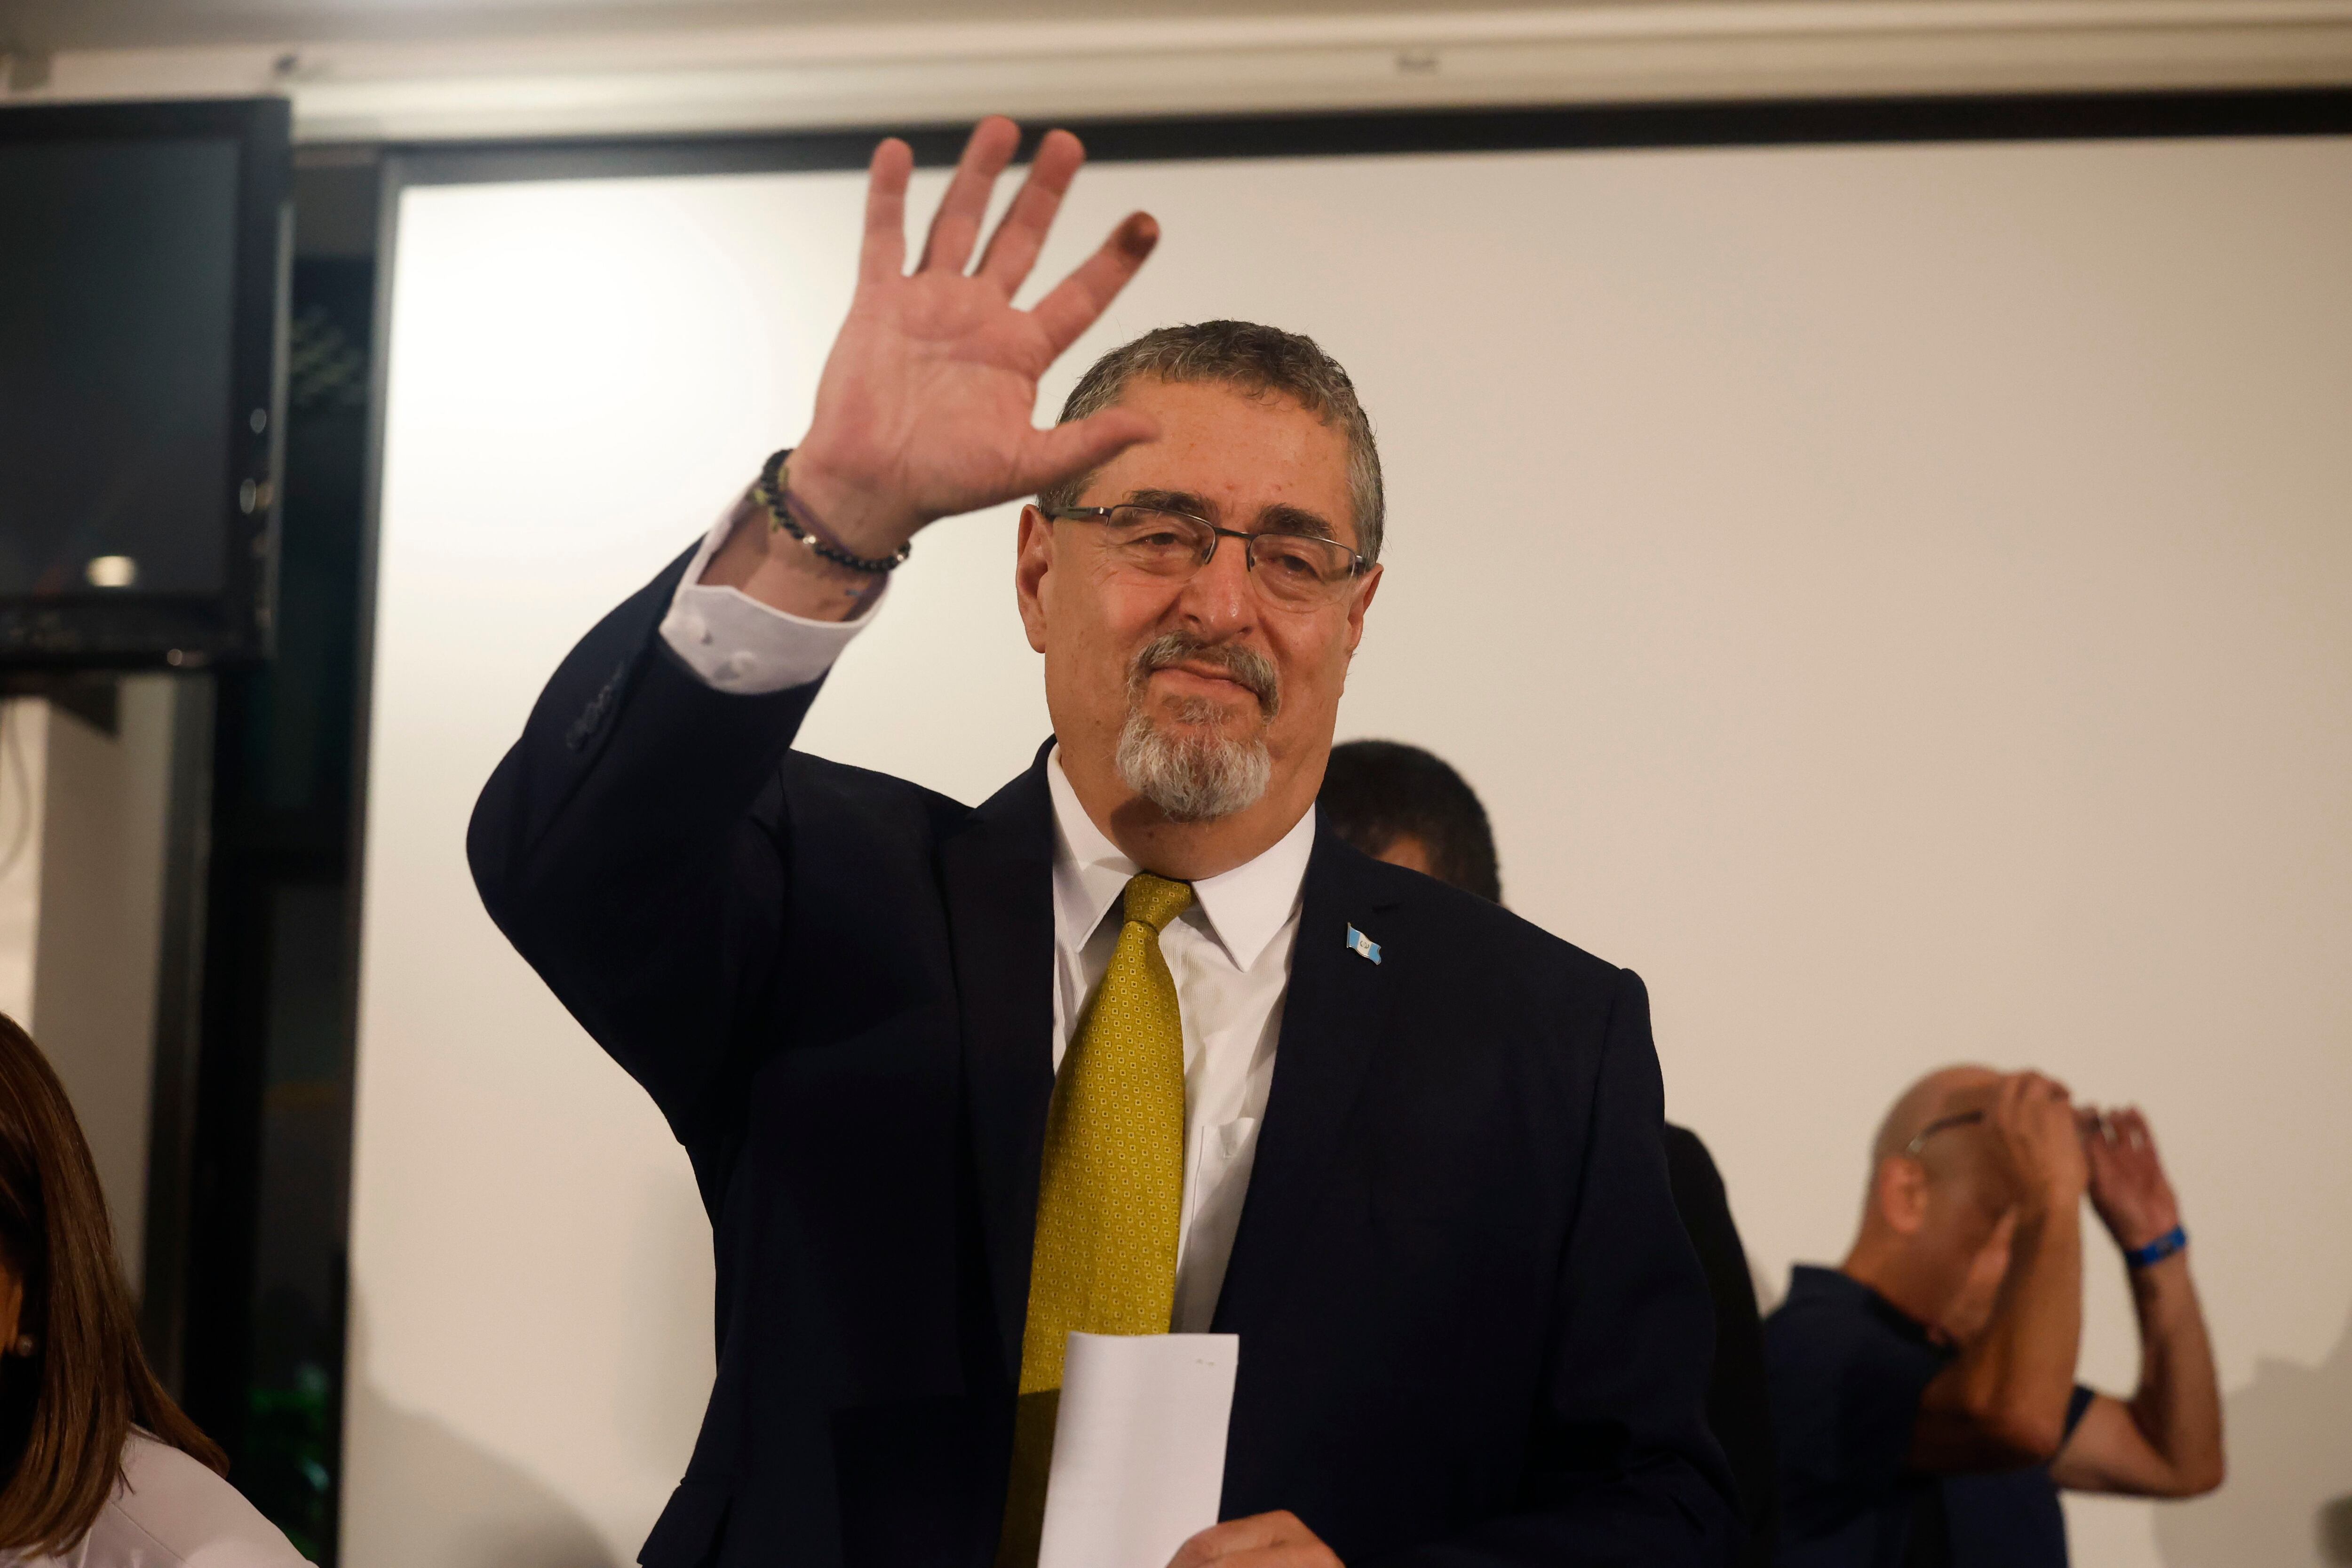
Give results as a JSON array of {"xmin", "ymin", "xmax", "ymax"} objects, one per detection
[{"xmin": 1121, "ymin": 873, "xmax": 1194, "ymax": 934}]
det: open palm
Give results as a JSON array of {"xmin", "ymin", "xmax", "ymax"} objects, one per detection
[{"xmin": 793, "ymin": 118, "xmax": 1161, "ymax": 552}]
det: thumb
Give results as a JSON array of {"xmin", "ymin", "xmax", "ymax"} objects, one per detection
[{"xmin": 1011, "ymin": 407, "xmax": 1159, "ymax": 498}]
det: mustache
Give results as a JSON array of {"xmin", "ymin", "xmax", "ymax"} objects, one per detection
[{"xmin": 1129, "ymin": 632, "xmax": 1281, "ymax": 718}]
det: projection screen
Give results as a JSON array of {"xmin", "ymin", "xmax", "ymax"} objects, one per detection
[{"xmin": 351, "ymin": 127, "xmax": 2352, "ymax": 1568}]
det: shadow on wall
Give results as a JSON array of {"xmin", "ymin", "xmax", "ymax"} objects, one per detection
[
  {"xmin": 2155, "ymin": 1298, "xmax": 2352, "ymax": 1568},
  {"xmin": 340, "ymin": 1300, "xmax": 619, "ymax": 1568}
]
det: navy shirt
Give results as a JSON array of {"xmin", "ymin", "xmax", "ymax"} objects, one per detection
[{"xmin": 1764, "ymin": 1266, "xmax": 2092, "ymax": 1568}]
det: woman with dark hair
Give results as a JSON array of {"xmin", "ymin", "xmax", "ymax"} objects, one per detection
[{"xmin": 0, "ymin": 1014, "xmax": 306, "ymax": 1565}]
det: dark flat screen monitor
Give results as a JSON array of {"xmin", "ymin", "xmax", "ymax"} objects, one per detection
[{"xmin": 0, "ymin": 97, "xmax": 289, "ymax": 668}]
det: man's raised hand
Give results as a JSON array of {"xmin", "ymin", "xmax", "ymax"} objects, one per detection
[
  {"xmin": 2080, "ymin": 1106, "xmax": 2183, "ymax": 1254},
  {"xmin": 788, "ymin": 117, "xmax": 1161, "ymax": 557},
  {"xmin": 1990, "ymin": 1071, "xmax": 2088, "ymax": 1217}
]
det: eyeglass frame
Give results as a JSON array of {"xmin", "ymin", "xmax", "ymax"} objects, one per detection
[
  {"xmin": 1903, "ymin": 1108, "xmax": 1986, "ymax": 1156},
  {"xmin": 1042, "ymin": 503, "xmax": 1374, "ymax": 599}
]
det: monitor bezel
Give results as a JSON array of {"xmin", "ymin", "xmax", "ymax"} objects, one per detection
[{"xmin": 0, "ymin": 95, "xmax": 289, "ymax": 669}]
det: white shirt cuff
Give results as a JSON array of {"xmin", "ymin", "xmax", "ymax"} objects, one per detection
[{"xmin": 657, "ymin": 498, "xmax": 886, "ymax": 694}]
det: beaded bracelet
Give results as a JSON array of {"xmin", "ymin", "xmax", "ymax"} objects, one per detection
[
  {"xmin": 755, "ymin": 448, "xmax": 912, "ymax": 576},
  {"xmin": 2124, "ymin": 1225, "xmax": 2187, "ymax": 1270}
]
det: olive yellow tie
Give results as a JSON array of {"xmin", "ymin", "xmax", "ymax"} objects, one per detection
[{"xmin": 997, "ymin": 872, "xmax": 1193, "ymax": 1568}]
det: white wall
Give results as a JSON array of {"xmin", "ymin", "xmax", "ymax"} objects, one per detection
[
  {"xmin": 29, "ymin": 677, "xmax": 180, "ymax": 1292},
  {"xmin": 354, "ymin": 135, "xmax": 2352, "ymax": 1566},
  {"xmin": 0, "ymin": 684, "xmax": 182, "ymax": 1290},
  {"xmin": 0, "ymin": 701, "xmax": 49, "ymax": 1028}
]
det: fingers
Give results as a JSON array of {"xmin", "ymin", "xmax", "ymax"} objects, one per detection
[
  {"xmin": 1996, "ymin": 1070, "xmax": 2087, "ymax": 1202},
  {"xmin": 2080, "ymin": 1110, "xmax": 2118, "ymax": 1178},
  {"xmin": 1169, "ymin": 1512, "xmax": 1337, "ymax": 1568},
  {"xmin": 976, "ymin": 128, "xmax": 1085, "ymax": 296},
  {"xmin": 1990, "ymin": 1074, "xmax": 2026, "ymax": 1138},
  {"xmin": 860, "ymin": 137, "xmax": 914, "ymax": 284},
  {"xmin": 1994, "ymin": 1071, "xmax": 2043, "ymax": 1131},
  {"xmin": 2077, "ymin": 1110, "xmax": 2114, "ymax": 1183},
  {"xmin": 1010, "ymin": 406, "xmax": 1160, "ymax": 499},
  {"xmin": 920, "ymin": 115, "xmax": 1022, "ymax": 276},
  {"xmin": 1182, "ymin": 1544, "xmax": 1339, "ymax": 1568},
  {"xmin": 2112, "ymin": 1108, "xmax": 2168, "ymax": 1190},
  {"xmin": 1171, "ymin": 1516, "xmax": 1279, "ymax": 1567},
  {"xmin": 2113, "ymin": 1106, "xmax": 2154, "ymax": 1156},
  {"xmin": 2018, "ymin": 1072, "xmax": 2073, "ymax": 1133},
  {"xmin": 2076, "ymin": 1105, "xmax": 2156, "ymax": 1165},
  {"xmin": 1030, "ymin": 211, "xmax": 1160, "ymax": 356}
]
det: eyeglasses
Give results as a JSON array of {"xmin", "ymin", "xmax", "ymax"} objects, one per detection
[
  {"xmin": 1046, "ymin": 504, "xmax": 1370, "ymax": 609},
  {"xmin": 1904, "ymin": 1109, "xmax": 1986, "ymax": 1156}
]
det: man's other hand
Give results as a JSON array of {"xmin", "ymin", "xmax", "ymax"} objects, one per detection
[
  {"xmin": 1990, "ymin": 1071, "xmax": 2088, "ymax": 1216},
  {"xmin": 1169, "ymin": 1511, "xmax": 1343, "ymax": 1568},
  {"xmin": 2079, "ymin": 1106, "xmax": 2183, "ymax": 1253}
]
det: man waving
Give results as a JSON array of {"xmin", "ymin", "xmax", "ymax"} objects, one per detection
[{"xmin": 470, "ymin": 117, "xmax": 1733, "ymax": 1568}]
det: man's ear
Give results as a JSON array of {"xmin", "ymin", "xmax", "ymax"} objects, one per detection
[
  {"xmin": 1875, "ymin": 1156, "xmax": 1931, "ymax": 1237},
  {"xmin": 1342, "ymin": 562, "xmax": 1382, "ymax": 659},
  {"xmin": 1015, "ymin": 505, "xmax": 1053, "ymax": 653}
]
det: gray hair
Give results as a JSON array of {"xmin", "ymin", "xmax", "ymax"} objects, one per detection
[{"xmin": 1040, "ymin": 320, "xmax": 1386, "ymax": 564}]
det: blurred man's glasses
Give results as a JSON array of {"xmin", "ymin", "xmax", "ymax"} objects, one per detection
[
  {"xmin": 1048, "ymin": 504, "xmax": 1369, "ymax": 609},
  {"xmin": 1905, "ymin": 1109, "xmax": 1986, "ymax": 1156}
]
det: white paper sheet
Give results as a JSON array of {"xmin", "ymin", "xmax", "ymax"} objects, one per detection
[{"xmin": 1037, "ymin": 1331, "xmax": 1240, "ymax": 1568}]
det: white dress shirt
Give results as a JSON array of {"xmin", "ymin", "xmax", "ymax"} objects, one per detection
[
  {"xmin": 1, "ymin": 1432, "xmax": 312, "ymax": 1567},
  {"xmin": 1045, "ymin": 750, "xmax": 1307, "ymax": 1331},
  {"xmin": 658, "ymin": 502, "xmax": 881, "ymax": 693},
  {"xmin": 658, "ymin": 509, "xmax": 1309, "ymax": 1331}
]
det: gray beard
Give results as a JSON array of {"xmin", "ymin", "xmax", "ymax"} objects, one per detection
[{"xmin": 1114, "ymin": 698, "xmax": 1272, "ymax": 823}]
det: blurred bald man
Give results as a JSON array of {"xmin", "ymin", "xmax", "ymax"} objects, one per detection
[{"xmin": 1764, "ymin": 1068, "xmax": 2223, "ymax": 1567}]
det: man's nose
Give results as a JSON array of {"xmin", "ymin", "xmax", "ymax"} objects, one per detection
[{"xmin": 1175, "ymin": 536, "xmax": 1255, "ymax": 632}]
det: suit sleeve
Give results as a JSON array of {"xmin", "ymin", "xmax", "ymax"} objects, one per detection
[
  {"xmin": 466, "ymin": 544, "xmax": 830, "ymax": 1147},
  {"xmin": 1389, "ymin": 969, "xmax": 1740, "ymax": 1568}
]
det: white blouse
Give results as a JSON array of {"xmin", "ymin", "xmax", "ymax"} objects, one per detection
[{"xmin": 0, "ymin": 1433, "xmax": 310, "ymax": 1568}]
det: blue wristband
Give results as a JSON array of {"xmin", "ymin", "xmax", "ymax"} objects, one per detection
[{"xmin": 2124, "ymin": 1225, "xmax": 2187, "ymax": 1269}]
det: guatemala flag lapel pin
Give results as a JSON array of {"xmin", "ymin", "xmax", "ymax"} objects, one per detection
[{"xmin": 1344, "ymin": 924, "xmax": 1382, "ymax": 964}]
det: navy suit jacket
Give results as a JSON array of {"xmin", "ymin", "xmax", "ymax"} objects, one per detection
[{"xmin": 468, "ymin": 547, "xmax": 1737, "ymax": 1568}]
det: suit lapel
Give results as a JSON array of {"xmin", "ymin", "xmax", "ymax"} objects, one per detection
[
  {"xmin": 939, "ymin": 744, "xmax": 1058, "ymax": 1384},
  {"xmin": 1212, "ymin": 824, "xmax": 1400, "ymax": 1335}
]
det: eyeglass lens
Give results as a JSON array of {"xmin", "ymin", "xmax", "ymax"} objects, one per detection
[{"xmin": 1096, "ymin": 506, "xmax": 1355, "ymax": 604}]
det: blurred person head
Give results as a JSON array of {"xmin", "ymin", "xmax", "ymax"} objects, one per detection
[
  {"xmin": 1842, "ymin": 1065, "xmax": 2030, "ymax": 1344},
  {"xmin": 1018, "ymin": 322, "xmax": 1384, "ymax": 845},
  {"xmin": 0, "ymin": 1014, "xmax": 223, "ymax": 1552},
  {"xmin": 1317, "ymin": 740, "xmax": 1502, "ymax": 901}
]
